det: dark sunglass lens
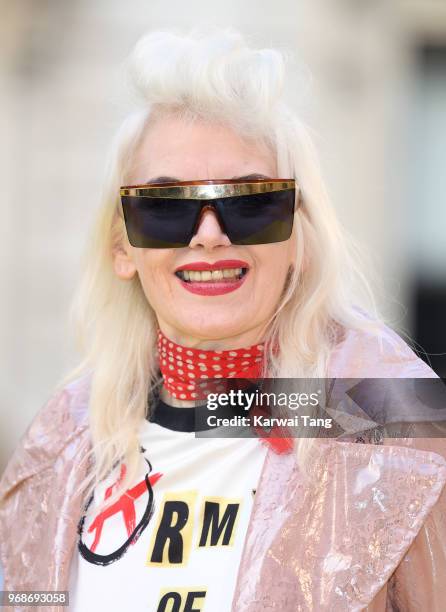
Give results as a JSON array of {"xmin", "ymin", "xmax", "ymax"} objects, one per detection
[
  {"xmin": 219, "ymin": 189, "xmax": 295, "ymax": 245},
  {"xmin": 121, "ymin": 197, "xmax": 199, "ymax": 248}
]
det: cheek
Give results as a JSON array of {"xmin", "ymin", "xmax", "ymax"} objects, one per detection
[
  {"xmin": 254, "ymin": 243, "xmax": 293, "ymax": 282},
  {"xmin": 133, "ymin": 252, "xmax": 174, "ymax": 295}
]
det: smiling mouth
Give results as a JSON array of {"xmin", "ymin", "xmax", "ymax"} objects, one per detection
[{"xmin": 175, "ymin": 267, "xmax": 248, "ymax": 282}]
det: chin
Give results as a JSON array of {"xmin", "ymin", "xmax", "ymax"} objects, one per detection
[{"xmin": 179, "ymin": 317, "xmax": 250, "ymax": 341}]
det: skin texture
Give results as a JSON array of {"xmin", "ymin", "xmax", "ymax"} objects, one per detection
[{"xmin": 113, "ymin": 113, "xmax": 296, "ymax": 354}]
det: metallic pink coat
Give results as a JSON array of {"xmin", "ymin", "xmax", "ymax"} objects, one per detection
[{"xmin": 1, "ymin": 323, "xmax": 446, "ymax": 611}]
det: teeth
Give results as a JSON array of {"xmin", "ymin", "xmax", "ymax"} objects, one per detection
[{"xmin": 177, "ymin": 268, "xmax": 246, "ymax": 282}]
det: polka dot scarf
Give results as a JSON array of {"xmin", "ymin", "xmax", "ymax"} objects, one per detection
[
  {"xmin": 156, "ymin": 328, "xmax": 267, "ymax": 401},
  {"xmin": 156, "ymin": 328, "xmax": 294, "ymax": 455}
]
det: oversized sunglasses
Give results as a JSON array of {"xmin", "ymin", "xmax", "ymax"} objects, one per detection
[{"xmin": 119, "ymin": 178, "xmax": 301, "ymax": 249}]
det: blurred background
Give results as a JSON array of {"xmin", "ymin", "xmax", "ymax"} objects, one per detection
[{"xmin": 0, "ymin": 0, "xmax": 445, "ymax": 472}]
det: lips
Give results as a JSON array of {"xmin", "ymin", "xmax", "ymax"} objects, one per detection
[{"xmin": 174, "ymin": 259, "xmax": 250, "ymax": 296}]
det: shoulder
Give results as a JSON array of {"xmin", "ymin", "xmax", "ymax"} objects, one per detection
[
  {"xmin": 327, "ymin": 316, "xmax": 444, "ymax": 451},
  {"xmin": 0, "ymin": 372, "xmax": 92, "ymax": 500},
  {"xmin": 0, "ymin": 373, "xmax": 92, "ymax": 590},
  {"xmin": 328, "ymin": 316, "xmax": 436, "ymax": 378},
  {"xmin": 327, "ymin": 315, "xmax": 445, "ymax": 455}
]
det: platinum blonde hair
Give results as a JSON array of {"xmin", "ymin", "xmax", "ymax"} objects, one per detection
[{"xmin": 61, "ymin": 28, "xmax": 383, "ymax": 511}]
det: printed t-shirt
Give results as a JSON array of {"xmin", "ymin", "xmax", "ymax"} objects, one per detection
[{"xmin": 69, "ymin": 393, "xmax": 268, "ymax": 612}]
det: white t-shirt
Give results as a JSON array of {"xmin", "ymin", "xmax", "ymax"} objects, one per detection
[{"xmin": 69, "ymin": 396, "xmax": 268, "ymax": 612}]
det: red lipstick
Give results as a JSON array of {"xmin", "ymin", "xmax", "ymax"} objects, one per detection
[{"xmin": 174, "ymin": 259, "xmax": 250, "ymax": 296}]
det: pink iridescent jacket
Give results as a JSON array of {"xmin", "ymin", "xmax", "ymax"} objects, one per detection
[{"xmin": 1, "ymin": 323, "xmax": 446, "ymax": 611}]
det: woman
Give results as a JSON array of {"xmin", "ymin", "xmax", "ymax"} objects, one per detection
[{"xmin": 1, "ymin": 29, "xmax": 445, "ymax": 611}]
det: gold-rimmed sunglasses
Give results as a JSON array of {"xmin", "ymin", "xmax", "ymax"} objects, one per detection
[{"xmin": 119, "ymin": 178, "xmax": 300, "ymax": 248}]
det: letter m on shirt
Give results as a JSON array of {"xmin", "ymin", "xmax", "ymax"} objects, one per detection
[{"xmin": 198, "ymin": 497, "xmax": 241, "ymax": 547}]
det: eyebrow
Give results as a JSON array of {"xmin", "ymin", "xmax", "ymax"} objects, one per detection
[{"xmin": 145, "ymin": 173, "xmax": 272, "ymax": 184}]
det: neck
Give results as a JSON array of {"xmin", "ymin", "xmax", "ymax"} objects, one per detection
[{"xmin": 156, "ymin": 322, "xmax": 269, "ymax": 352}]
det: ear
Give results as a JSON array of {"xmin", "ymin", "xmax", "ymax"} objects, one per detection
[{"xmin": 112, "ymin": 242, "xmax": 137, "ymax": 280}]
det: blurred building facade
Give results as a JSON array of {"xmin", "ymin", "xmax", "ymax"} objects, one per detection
[{"xmin": 1, "ymin": 0, "xmax": 445, "ymax": 470}]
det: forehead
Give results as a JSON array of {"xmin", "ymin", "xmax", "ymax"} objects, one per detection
[{"xmin": 127, "ymin": 113, "xmax": 277, "ymax": 184}]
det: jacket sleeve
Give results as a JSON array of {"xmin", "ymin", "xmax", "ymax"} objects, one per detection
[{"xmin": 387, "ymin": 437, "xmax": 446, "ymax": 611}]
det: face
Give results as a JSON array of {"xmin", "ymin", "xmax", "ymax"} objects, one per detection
[{"xmin": 113, "ymin": 114, "xmax": 296, "ymax": 349}]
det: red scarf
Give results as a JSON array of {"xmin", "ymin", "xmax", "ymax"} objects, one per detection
[{"xmin": 156, "ymin": 328, "xmax": 293, "ymax": 454}]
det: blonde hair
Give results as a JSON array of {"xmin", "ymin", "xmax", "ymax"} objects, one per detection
[{"xmin": 60, "ymin": 28, "xmax": 382, "ymax": 511}]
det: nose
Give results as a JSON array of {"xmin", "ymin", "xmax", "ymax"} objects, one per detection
[{"xmin": 188, "ymin": 205, "xmax": 231, "ymax": 249}]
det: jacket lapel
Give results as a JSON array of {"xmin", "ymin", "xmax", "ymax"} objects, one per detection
[{"xmin": 232, "ymin": 440, "xmax": 446, "ymax": 611}]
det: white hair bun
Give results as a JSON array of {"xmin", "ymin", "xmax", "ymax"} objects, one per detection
[{"xmin": 125, "ymin": 28, "xmax": 286, "ymax": 126}]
